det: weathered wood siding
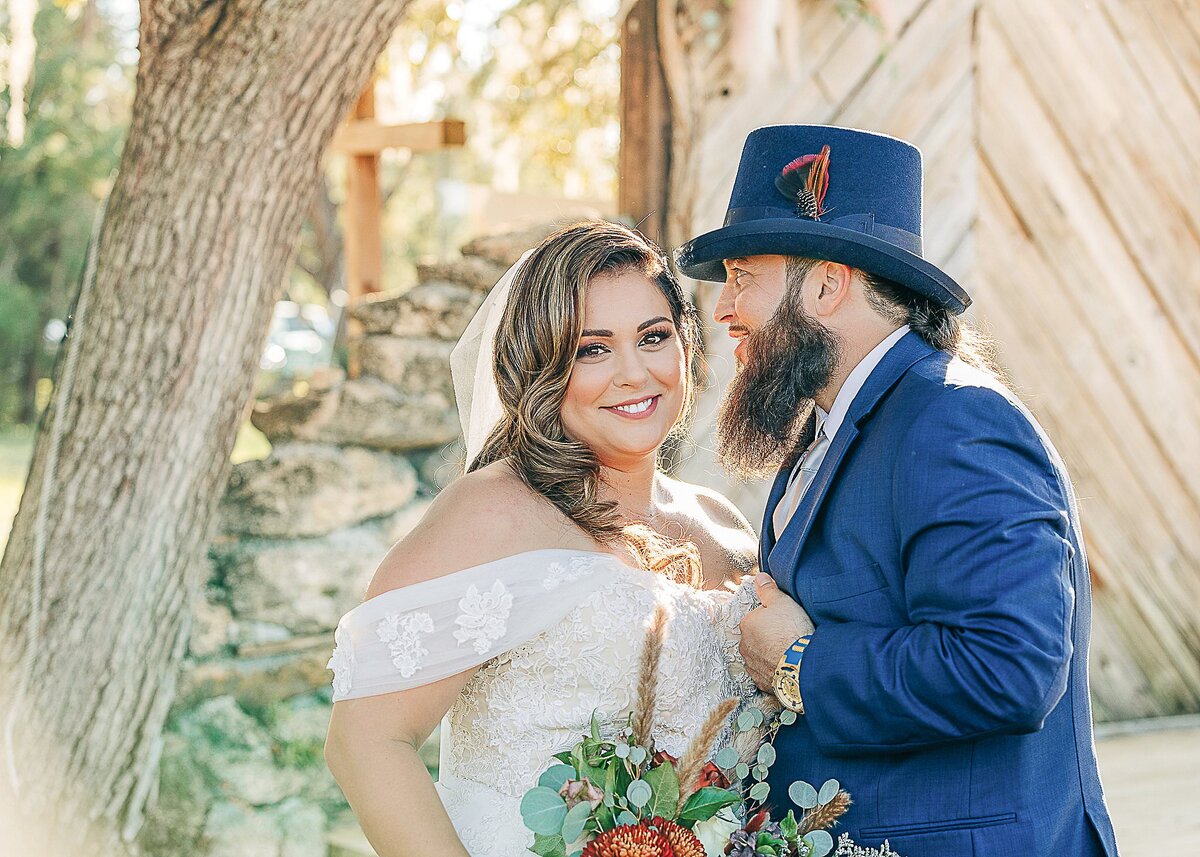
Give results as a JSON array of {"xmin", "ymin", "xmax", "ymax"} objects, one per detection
[{"xmin": 652, "ymin": 0, "xmax": 1200, "ymax": 718}]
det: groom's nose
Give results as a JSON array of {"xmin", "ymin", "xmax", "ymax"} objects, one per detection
[{"xmin": 713, "ymin": 279, "xmax": 737, "ymax": 326}]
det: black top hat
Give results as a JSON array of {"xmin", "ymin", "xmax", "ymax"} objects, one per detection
[{"xmin": 675, "ymin": 125, "xmax": 971, "ymax": 314}]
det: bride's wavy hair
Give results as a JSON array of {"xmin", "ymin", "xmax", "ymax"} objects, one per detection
[{"xmin": 469, "ymin": 221, "xmax": 703, "ymax": 584}]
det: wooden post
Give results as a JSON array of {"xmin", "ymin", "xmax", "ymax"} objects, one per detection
[
  {"xmin": 344, "ymin": 83, "xmax": 383, "ymax": 377},
  {"xmin": 337, "ymin": 74, "xmax": 466, "ymax": 378},
  {"xmin": 619, "ymin": 0, "xmax": 672, "ymax": 246}
]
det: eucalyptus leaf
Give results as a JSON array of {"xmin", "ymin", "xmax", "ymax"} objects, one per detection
[
  {"xmin": 628, "ymin": 745, "xmax": 647, "ymax": 766},
  {"xmin": 736, "ymin": 711, "xmax": 756, "ymax": 732},
  {"xmin": 779, "ymin": 709, "xmax": 798, "ymax": 725},
  {"xmin": 806, "ymin": 830, "xmax": 833, "ymax": 857},
  {"xmin": 788, "ymin": 780, "xmax": 819, "ymax": 810},
  {"xmin": 713, "ymin": 747, "xmax": 739, "ymax": 770},
  {"xmin": 748, "ymin": 782, "xmax": 770, "ymax": 802},
  {"xmin": 757, "ymin": 744, "xmax": 776, "ymax": 767},
  {"xmin": 521, "ymin": 787, "xmax": 570, "ymax": 835},
  {"xmin": 643, "ymin": 762, "xmax": 680, "ymax": 819},
  {"xmin": 626, "ymin": 779, "xmax": 653, "ymax": 809},
  {"xmin": 678, "ymin": 786, "xmax": 742, "ymax": 823},
  {"xmin": 617, "ymin": 810, "xmax": 639, "ymax": 826},
  {"xmin": 735, "ymin": 762, "xmax": 750, "ymax": 780},
  {"xmin": 752, "ymin": 765, "xmax": 767, "ymax": 782},
  {"xmin": 818, "ymin": 779, "xmax": 840, "ymax": 805},
  {"xmin": 615, "ymin": 742, "xmax": 630, "ymax": 759},
  {"xmin": 561, "ymin": 801, "xmax": 592, "ymax": 845},
  {"xmin": 538, "ymin": 764, "xmax": 577, "ymax": 792},
  {"xmin": 750, "ymin": 707, "xmax": 765, "ymax": 727}
]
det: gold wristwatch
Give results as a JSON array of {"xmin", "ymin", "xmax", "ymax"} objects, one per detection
[{"xmin": 772, "ymin": 635, "xmax": 812, "ymax": 714}]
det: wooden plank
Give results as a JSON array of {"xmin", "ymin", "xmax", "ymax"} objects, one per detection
[
  {"xmin": 981, "ymin": 8, "xmax": 1200, "ymax": 510},
  {"xmin": 979, "ymin": 169, "xmax": 1200, "ymax": 715},
  {"xmin": 330, "ymin": 118, "xmax": 466, "ymax": 156},
  {"xmin": 343, "ymin": 85, "xmax": 382, "ymax": 380},
  {"xmin": 834, "ymin": 0, "xmax": 975, "ymax": 135},
  {"xmin": 1099, "ymin": 0, "xmax": 1200, "ymax": 160},
  {"xmin": 989, "ymin": 0, "xmax": 1200, "ymax": 363},
  {"xmin": 619, "ymin": 0, "xmax": 671, "ymax": 244},
  {"xmin": 913, "ymin": 71, "xmax": 976, "ymax": 266}
]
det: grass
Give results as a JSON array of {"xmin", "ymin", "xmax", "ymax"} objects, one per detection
[{"xmin": 0, "ymin": 425, "xmax": 35, "ymax": 554}]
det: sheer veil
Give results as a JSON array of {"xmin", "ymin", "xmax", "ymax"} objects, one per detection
[{"xmin": 449, "ymin": 250, "xmax": 534, "ymax": 469}]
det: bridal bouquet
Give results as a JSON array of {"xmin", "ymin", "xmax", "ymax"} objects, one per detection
[{"xmin": 519, "ymin": 607, "xmax": 901, "ymax": 857}]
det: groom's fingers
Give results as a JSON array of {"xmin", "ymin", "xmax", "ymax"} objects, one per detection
[{"xmin": 754, "ymin": 572, "xmax": 780, "ymax": 605}]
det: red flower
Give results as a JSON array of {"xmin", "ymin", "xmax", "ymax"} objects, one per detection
[
  {"xmin": 582, "ymin": 824, "xmax": 675, "ymax": 857},
  {"xmin": 649, "ymin": 817, "xmax": 706, "ymax": 857},
  {"xmin": 695, "ymin": 762, "xmax": 731, "ymax": 791},
  {"xmin": 652, "ymin": 750, "xmax": 679, "ymax": 767}
]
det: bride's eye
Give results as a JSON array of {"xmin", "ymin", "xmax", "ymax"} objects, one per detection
[
  {"xmin": 640, "ymin": 328, "xmax": 673, "ymax": 347},
  {"xmin": 576, "ymin": 342, "xmax": 607, "ymax": 359}
]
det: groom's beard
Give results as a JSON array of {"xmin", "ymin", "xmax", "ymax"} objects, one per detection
[{"xmin": 716, "ymin": 296, "xmax": 841, "ymax": 478}]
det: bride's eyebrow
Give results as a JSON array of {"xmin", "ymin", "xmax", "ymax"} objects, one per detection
[{"xmin": 580, "ymin": 316, "xmax": 672, "ymax": 338}]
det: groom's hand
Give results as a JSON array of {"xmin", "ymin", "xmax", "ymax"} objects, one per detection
[{"xmin": 740, "ymin": 573, "xmax": 816, "ymax": 692}]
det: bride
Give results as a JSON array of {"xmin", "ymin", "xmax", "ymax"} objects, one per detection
[{"xmin": 324, "ymin": 222, "xmax": 767, "ymax": 857}]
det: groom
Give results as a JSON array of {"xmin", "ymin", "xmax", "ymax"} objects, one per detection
[{"xmin": 676, "ymin": 126, "xmax": 1119, "ymax": 856}]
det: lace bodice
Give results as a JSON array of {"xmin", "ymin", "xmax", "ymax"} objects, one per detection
[{"xmin": 328, "ymin": 549, "xmax": 761, "ymax": 857}]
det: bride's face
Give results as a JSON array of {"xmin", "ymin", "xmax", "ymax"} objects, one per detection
[{"xmin": 561, "ymin": 269, "xmax": 687, "ymax": 467}]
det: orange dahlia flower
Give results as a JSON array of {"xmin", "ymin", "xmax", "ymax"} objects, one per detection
[
  {"xmin": 581, "ymin": 824, "xmax": 674, "ymax": 857},
  {"xmin": 649, "ymin": 818, "xmax": 706, "ymax": 857}
]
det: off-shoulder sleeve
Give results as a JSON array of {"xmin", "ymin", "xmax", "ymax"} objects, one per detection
[{"xmin": 327, "ymin": 550, "xmax": 615, "ymax": 701}]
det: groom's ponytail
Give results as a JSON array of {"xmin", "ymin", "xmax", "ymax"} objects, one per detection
[{"xmin": 861, "ymin": 270, "xmax": 999, "ymax": 375}]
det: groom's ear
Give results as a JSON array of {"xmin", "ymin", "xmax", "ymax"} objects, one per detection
[{"xmin": 811, "ymin": 261, "xmax": 854, "ymax": 318}]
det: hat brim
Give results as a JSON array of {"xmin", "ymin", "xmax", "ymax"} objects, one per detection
[{"xmin": 675, "ymin": 218, "xmax": 971, "ymax": 315}]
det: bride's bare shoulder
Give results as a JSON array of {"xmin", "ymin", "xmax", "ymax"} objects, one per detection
[{"xmin": 365, "ymin": 460, "xmax": 567, "ymax": 598}]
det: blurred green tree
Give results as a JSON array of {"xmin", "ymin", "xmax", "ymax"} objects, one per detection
[{"xmin": 0, "ymin": 0, "xmax": 132, "ymax": 424}]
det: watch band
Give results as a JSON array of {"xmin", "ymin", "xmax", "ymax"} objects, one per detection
[{"xmin": 772, "ymin": 635, "xmax": 812, "ymax": 714}]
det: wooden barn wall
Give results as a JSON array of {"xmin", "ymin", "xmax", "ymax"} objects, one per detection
[{"xmin": 653, "ymin": 0, "xmax": 1200, "ymax": 718}]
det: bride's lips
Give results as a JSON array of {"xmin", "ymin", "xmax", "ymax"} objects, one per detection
[{"xmin": 601, "ymin": 395, "xmax": 660, "ymax": 420}]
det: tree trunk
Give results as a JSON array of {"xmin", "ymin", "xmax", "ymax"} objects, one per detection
[{"xmin": 0, "ymin": 1, "xmax": 412, "ymax": 853}]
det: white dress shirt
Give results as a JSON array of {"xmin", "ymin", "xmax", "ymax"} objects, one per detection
[{"xmin": 771, "ymin": 325, "xmax": 911, "ymax": 539}]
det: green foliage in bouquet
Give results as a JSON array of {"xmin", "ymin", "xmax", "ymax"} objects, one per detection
[{"xmin": 519, "ymin": 605, "xmax": 900, "ymax": 857}]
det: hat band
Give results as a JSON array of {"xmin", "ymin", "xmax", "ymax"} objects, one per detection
[{"xmin": 723, "ymin": 207, "xmax": 923, "ymax": 257}]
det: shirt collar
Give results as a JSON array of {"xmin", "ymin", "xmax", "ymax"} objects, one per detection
[{"xmin": 820, "ymin": 324, "xmax": 911, "ymax": 442}]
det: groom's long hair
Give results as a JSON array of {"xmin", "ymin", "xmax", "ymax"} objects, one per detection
[{"xmin": 468, "ymin": 221, "xmax": 704, "ymax": 584}]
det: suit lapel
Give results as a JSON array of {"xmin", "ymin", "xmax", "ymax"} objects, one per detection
[{"xmin": 768, "ymin": 332, "xmax": 935, "ymax": 595}]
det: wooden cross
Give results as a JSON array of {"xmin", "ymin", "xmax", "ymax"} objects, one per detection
[{"xmin": 332, "ymin": 79, "xmax": 466, "ymax": 375}]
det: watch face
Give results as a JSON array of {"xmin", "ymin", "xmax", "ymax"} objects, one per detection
[{"xmin": 773, "ymin": 666, "xmax": 804, "ymax": 712}]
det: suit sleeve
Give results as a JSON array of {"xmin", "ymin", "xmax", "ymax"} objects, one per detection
[{"xmin": 800, "ymin": 386, "xmax": 1075, "ymax": 755}]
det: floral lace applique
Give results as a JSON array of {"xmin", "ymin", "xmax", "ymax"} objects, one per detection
[
  {"xmin": 542, "ymin": 555, "xmax": 600, "ymax": 590},
  {"xmin": 377, "ymin": 610, "xmax": 435, "ymax": 677},
  {"xmin": 454, "ymin": 580, "xmax": 514, "ymax": 655},
  {"xmin": 327, "ymin": 624, "xmax": 355, "ymax": 697}
]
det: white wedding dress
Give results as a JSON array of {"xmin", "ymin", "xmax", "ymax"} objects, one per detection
[{"xmin": 327, "ymin": 548, "xmax": 761, "ymax": 857}]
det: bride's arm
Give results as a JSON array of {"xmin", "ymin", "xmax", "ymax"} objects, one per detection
[
  {"xmin": 325, "ymin": 672, "xmax": 474, "ymax": 857},
  {"xmin": 323, "ymin": 463, "xmax": 563, "ymax": 856}
]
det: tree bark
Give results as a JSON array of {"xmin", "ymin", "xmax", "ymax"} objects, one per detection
[{"xmin": 0, "ymin": 1, "xmax": 412, "ymax": 853}]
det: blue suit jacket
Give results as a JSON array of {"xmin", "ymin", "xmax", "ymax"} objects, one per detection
[{"xmin": 762, "ymin": 332, "xmax": 1119, "ymax": 856}]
